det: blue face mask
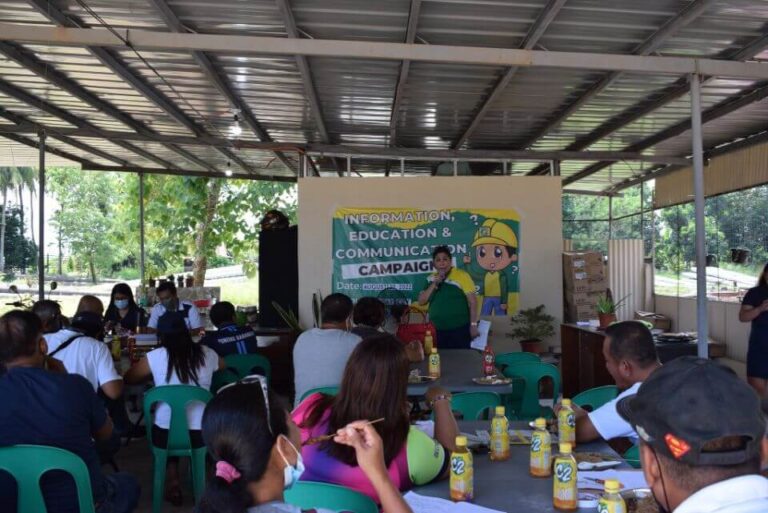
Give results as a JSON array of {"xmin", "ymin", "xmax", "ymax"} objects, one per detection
[
  {"xmin": 279, "ymin": 435, "xmax": 305, "ymax": 490},
  {"xmin": 114, "ymin": 299, "xmax": 129, "ymax": 310}
]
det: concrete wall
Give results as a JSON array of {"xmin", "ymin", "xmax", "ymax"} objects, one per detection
[
  {"xmin": 297, "ymin": 176, "xmax": 563, "ymax": 353},
  {"xmin": 654, "ymin": 295, "xmax": 750, "ymax": 376}
]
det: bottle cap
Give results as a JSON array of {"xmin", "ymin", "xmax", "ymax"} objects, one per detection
[
  {"xmin": 456, "ymin": 435, "xmax": 468, "ymax": 447},
  {"xmin": 495, "ymin": 406, "xmax": 505, "ymax": 416},
  {"xmin": 534, "ymin": 417, "xmax": 547, "ymax": 429},
  {"xmin": 431, "ymin": 348, "xmax": 437, "ymax": 354},
  {"xmin": 559, "ymin": 443, "xmax": 572, "ymax": 454},
  {"xmin": 561, "ymin": 399, "xmax": 572, "ymax": 407},
  {"xmin": 604, "ymin": 479, "xmax": 620, "ymax": 493}
]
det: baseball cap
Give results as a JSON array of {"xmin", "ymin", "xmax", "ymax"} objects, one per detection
[
  {"xmin": 617, "ymin": 356, "xmax": 765, "ymax": 466},
  {"xmin": 70, "ymin": 311, "xmax": 104, "ymax": 338},
  {"xmin": 471, "ymin": 219, "xmax": 518, "ymax": 248}
]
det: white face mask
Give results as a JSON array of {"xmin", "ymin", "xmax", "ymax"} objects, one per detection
[
  {"xmin": 114, "ymin": 299, "xmax": 129, "ymax": 310},
  {"xmin": 278, "ymin": 435, "xmax": 305, "ymax": 490}
]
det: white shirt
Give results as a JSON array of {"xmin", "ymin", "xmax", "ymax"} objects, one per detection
[
  {"xmin": 147, "ymin": 300, "xmax": 203, "ymax": 331},
  {"xmin": 44, "ymin": 329, "xmax": 122, "ymax": 392},
  {"xmin": 146, "ymin": 345, "xmax": 219, "ymax": 430},
  {"xmin": 292, "ymin": 328, "xmax": 361, "ymax": 406},
  {"xmin": 588, "ymin": 381, "xmax": 641, "ymax": 442},
  {"xmin": 675, "ymin": 475, "xmax": 768, "ymax": 513}
]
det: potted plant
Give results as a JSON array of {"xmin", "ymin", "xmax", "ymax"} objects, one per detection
[
  {"xmin": 596, "ymin": 290, "xmax": 630, "ymax": 328},
  {"xmin": 508, "ymin": 305, "xmax": 556, "ymax": 354}
]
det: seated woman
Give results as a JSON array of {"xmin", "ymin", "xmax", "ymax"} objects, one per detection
[
  {"xmin": 292, "ymin": 334, "xmax": 459, "ymax": 503},
  {"xmin": 124, "ymin": 315, "xmax": 224, "ymax": 505},
  {"xmin": 353, "ymin": 298, "xmax": 423, "ymax": 362},
  {"xmin": 104, "ymin": 282, "xmax": 147, "ymax": 334},
  {"xmin": 198, "ymin": 379, "xmax": 413, "ymax": 513}
]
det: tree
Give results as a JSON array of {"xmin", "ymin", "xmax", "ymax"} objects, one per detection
[
  {"xmin": 14, "ymin": 167, "xmax": 36, "ymax": 245},
  {"xmin": 1, "ymin": 206, "xmax": 37, "ymax": 273}
]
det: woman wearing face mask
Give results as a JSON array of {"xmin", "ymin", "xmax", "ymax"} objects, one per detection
[
  {"xmin": 198, "ymin": 379, "xmax": 413, "ymax": 513},
  {"xmin": 104, "ymin": 283, "xmax": 147, "ymax": 334}
]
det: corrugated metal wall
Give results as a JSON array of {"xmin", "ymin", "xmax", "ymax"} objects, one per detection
[{"xmin": 608, "ymin": 239, "xmax": 645, "ymax": 321}]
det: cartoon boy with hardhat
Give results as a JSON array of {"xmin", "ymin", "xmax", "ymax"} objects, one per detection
[{"xmin": 462, "ymin": 219, "xmax": 518, "ymax": 316}]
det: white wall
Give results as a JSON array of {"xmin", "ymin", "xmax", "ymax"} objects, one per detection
[
  {"xmin": 297, "ymin": 176, "xmax": 563, "ymax": 352},
  {"xmin": 654, "ymin": 294, "xmax": 750, "ymax": 376}
]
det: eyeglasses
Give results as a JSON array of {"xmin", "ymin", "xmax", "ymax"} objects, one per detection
[{"xmin": 217, "ymin": 374, "xmax": 272, "ymax": 435}]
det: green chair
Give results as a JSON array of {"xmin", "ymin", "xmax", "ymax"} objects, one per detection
[
  {"xmin": 623, "ymin": 444, "xmax": 641, "ymax": 469},
  {"xmin": 285, "ymin": 481, "xmax": 378, "ymax": 513},
  {"xmin": 501, "ymin": 362, "xmax": 561, "ymax": 420},
  {"xmin": 144, "ymin": 385, "xmax": 213, "ymax": 513},
  {"xmin": 495, "ymin": 352, "xmax": 541, "ymax": 372},
  {"xmin": 299, "ymin": 386, "xmax": 340, "ymax": 403},
  {"xmin": 0, "ymin": 444, "xmax": 95, "ymax": 513},
  {"xmin": 434, "ymin": 392, "xmax": 501, "ymax": 420},
  {"xmin": 573, "ymin": 385, "xmax": 619, "ymax": 412},
  {"xmin": 211, "ymin": 354, "xmax": 272, "ymax": 393}
]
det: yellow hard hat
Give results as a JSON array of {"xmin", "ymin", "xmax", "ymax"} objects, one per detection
[{"xmin": 472, "ymin": 219, "xmax": 518, "ymax": 248}]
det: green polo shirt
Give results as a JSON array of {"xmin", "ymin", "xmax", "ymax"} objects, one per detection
[{"xmin": 423, "ymin": 267, "xmax": 475, "ymax": 330}]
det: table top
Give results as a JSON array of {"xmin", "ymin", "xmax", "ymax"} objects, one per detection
[
  {"xmin": 407, "ymin": 349, "xmax": 515, "ymax": 396},
  {"xmin": 413, "ymin": 421, "xmax": 631, "ymax": 512}
]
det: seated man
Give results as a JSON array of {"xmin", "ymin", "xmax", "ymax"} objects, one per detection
[
  {"xmin": 0, "ymin": 310, "xmax": 140, "ymax": 513},
  {"xmin": 202, "ymin": 301, "xmax": 258, "ymax": 356},
  {"xmin": 32, "ymin": 300, "xmax": 123, "ymax": 401},
  {"xmin": 566, "ymin": 321, "xmax": 660, "ymax": 445},
  {"xmin": 146, "ymin": 282, "xmax": 203, "ymax": 334},
  {"xmin": 77, "ymin": 294, "xmax": 105, "ymax": 317},
  {"xmin": 293, "ymin": 293, "xmax": 361, "ymax": 405},
  {"xmin": 618, "ymin": 357, "xmax": 768, "ymax": 513}
]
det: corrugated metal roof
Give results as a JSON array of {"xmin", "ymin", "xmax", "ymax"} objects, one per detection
[{"xmin": 0, "ymin": 0, "xmax": 765, "ymax": 188}]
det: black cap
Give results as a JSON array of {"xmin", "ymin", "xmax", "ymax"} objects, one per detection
[
  {"xmin": 70, "ymin": 311, "xmax": 104, "ymax": 338},
  {"xmin": 156, "ymin": 314, "xmax": 188, "ymax": 335},
  {"xmin": 617, "ymin": 356, "xmax": 765, "ymax": 466}
]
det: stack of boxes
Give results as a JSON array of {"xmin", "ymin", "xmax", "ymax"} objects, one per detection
[{"xmin": 563, "ymin": 251, "xmax": 607, "ymax": 323}]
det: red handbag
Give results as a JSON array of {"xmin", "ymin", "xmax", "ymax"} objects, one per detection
[{"xmin": 396, "ymin": 307, "xmax": 436, "ymax": 346}]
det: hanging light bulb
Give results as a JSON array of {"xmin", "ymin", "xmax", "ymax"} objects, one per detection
[
  {"xmin": 229, "ymin": 113, "xmax": 242, "ymax": 138},
  {"xmin": 225, "ymin": 161, "xmax": 233, "ymax": 177}
]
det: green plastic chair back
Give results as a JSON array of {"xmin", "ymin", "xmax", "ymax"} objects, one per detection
[
  {"xmin": 144, "ymin": 385, "xmax": 213, "ymax": 513},
  {"xmin": 573, "ymin": 385, "xmax": 619, "ymax": 412},
  {"xmin": 437, "ymin": 392, "xmax": 501, "ymax": 420},
  {"xmin": 495, "ymin": 352, "xmax": 541, "ymax": 372},
  {"xmin": 224, "ymin": 353, "xmax": 272, "ymax": 381},
  {"xmin": 623, "ymin": 444, "xmax": 641, "ymax": 469},
  {"xmin": 299, "ymin": 386, "xmax": 340, "ymax": 404},
  {"xmin": 0, "ymin": 444, "xmax": 95, "ymax": 513},
  {"xmin": 501, "ymin": 362, "xmax": 561, "ymax": 420},
  {"xmin": 285, "ymin": 481, "xmax": 378, "ymax": 513}
]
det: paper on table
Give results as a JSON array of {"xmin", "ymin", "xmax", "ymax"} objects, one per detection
[
  {"xmin": 404, "ymin": 492, "xmax": 504, "ymax": 513},
  {"xmin": 133, "ymin": 334, "xmax": 158, "ymax": 346},
  {"xmin": 577, "ymin": 470, "xmax": 648, "ymax": 491},
  {"xmin": 470, "ymin": 320, "xmax": 492, "ymax": 351}
]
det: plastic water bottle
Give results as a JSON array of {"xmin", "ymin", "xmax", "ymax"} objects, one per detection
[
  {"xmin": 553, "ymin": 443, "xmax": 578, "ymax": 511},
  {"xmin": 450, "ymin": 436, "xmax": 474, "ymax": 502},
  {"xmin": 530, "ymin": 417, "xmax": 552, "ymax": 477},
  {"xmin": 489, "ymin": 406, "xmax": 510, "ymax": 461}
]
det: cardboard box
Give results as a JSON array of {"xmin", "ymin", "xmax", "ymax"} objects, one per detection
[
  {"xmin": 565, "ymin": 274, "xmax": 608, "ymax": 293},
  {"xmin": 563, "ymin": 252, "xmax": 605, "ymax": 274},
  {"xmin": 565, "ymin": 291, "xmax": 603, "ymax": 307},
  {"xmin": 565, "ymin": 303, "xmax": 598, "ymax": 323},
  {"xmin": 634, "ymin": 311, "xmax": 672, "ymax": 331}
]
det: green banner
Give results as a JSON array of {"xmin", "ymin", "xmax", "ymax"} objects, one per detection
[{"xmin": 332, "ymin": 207, "xmax": 521, "ymax": 316}]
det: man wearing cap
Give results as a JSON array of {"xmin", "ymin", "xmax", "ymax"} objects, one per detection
[
  {"xmin": 559, "ymin": 321, "xmax": 660, "ymax": 445},
  {"xmin": 462, "ymin": 218, "xmax": 518, "ymax": 316},
  {"xmin": 618, "ymin": 356, "xmax": 768, "ymax": 513},
  {"xmin": 32, "ymin": 300, "xmax": 123, "ymax": 401}
]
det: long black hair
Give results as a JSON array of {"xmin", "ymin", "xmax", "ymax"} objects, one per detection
[
  {"xmin": 759, "ymin": 262, "xmax": 768, "ymax": 289},
  {"xmin": 198, "ymin": 383, "xmax": 290, "ymax": 513},
  {"xmin": 106, "ymin": 283, "xmax": 138, "ymax": 314},
  {"xmin": 160, "ymin": 329, "xmax": 206, "ymax": 385}
]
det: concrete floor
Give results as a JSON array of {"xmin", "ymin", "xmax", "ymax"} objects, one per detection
[{"xmin": 114, "ymin": 437, "xmax": 196, "ymax": 513}]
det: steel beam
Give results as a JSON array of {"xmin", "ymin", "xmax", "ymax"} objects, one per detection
[
  {"xmin": 37, "ymin": 130, "xmax": 45, "ymax": 299},
  {"xmin": 3, "ymin": 22, "xmax": 768, "ymax": 79},
  {"xmin": 389, "ymin": 0, "xmax": 422, "ymax": 146},
  {"xmin": 519, "ymin": 0, "xmax": 716, "ymax": 153},
  {"xmin": 83, "ymin": 164, "xmax": 296, "ymax": 183},
  {"xmin": 452, "ymin": 0, "xmax": 567, "ymax": 149},
  {"xmin": 690, "ymin": 74, "xmax": 708, "ymax": 358},
  {"xmin": 0, "ymin": 131, "xmax": 99, "ymax": 168},
  {"xmin": 146, "ymin": 0, "xmax": 296, "ymax": 173},
  {"xmin": 139, "ymin": 172, "xmax": 145, "ymax": 283},
  {"xmin": 24, "ymin": 0, "xmax": 247, "ymax": 174}
]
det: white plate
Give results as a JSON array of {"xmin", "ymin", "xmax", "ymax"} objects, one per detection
[{"xmin": 577, "ymin": 460, "xmax": 622, "ymax": 470}]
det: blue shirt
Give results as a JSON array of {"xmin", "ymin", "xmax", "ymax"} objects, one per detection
[
  {"xmin": 0, "ymin": 367, "xmax": 108, "ymax": 513},
  {"xmin": 202, "ymin": 324, "xmax": 259, "ymax": 356}
]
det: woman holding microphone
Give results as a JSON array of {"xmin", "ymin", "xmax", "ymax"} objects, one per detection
[{"xmin": 418, "ymin": 246, "xmax": 479, "ymax": 349}]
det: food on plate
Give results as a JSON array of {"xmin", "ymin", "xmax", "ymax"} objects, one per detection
[
  {"xmin": 626, "ymin": 496, "xmax": 659, "ymax": 513},
  {"xmin": 575, "ymin": 452, "xmax": 620, "ymax": 464}
]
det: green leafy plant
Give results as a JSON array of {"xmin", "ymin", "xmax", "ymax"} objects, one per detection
[
  {"xmin": 596, "ymin": 293, "xmax": 630, "ymax": 314},
  {"xmin": 508, "ymin": 304, "xmax": 556, "ymax": 342},
  {"xmin": 271, "ymin": 301, "xmax": 302, "ymax": 332}
]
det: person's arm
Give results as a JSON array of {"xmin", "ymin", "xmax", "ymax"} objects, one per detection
[
  {"xmin": 334, "ymin": 422, "xmax": 414, "ymax": 513},
  {"xmin": 94, "ymin": 416, "xmax": 114, "ymax": 441},
  {"xmin": 145, "ymin": 304, "xmax": 160, "ymax": 333},
  {"xmin": 95, "ymin": 344, "xmax": 124, "ymax": 400},
  {"xmin": 217, "ymin": 356, "xmax": 226, "ymax": 371},
  {"xmin": 575, "ymin": 407, "xmax": 601, "ymax": 443},
  {"xmin": 123, "ymin": 357, "xmax": 152, "ymax": 384},
  {"xmin": 418, "ymin": 277, "xmax": 442, "ymax": 306},
  {"xmin": 100, "ymin": 379, "xmax": 123, "ymax": 400},
  {"xmin": 187, "ymin": 304, "xmax": 204, "ymax": 331},
  {"xmin": 45, "ymin": 356, "xmax": 67, "ymax": 374},
  {"xmin": 739, "ymin": 300, "xmax": 768, "ymax": 322},
  {"xmin": 426, "ymin": 386, "xmax": 459, "ymax": 454}
]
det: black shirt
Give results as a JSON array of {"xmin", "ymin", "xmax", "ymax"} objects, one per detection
[
  {"xmin": 104, "ymin": 304, "xmax": 147, "ymax": 332},
  {"xmin": 743, "ymin": 285, "xmax": 768, "ymax": 342}
]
